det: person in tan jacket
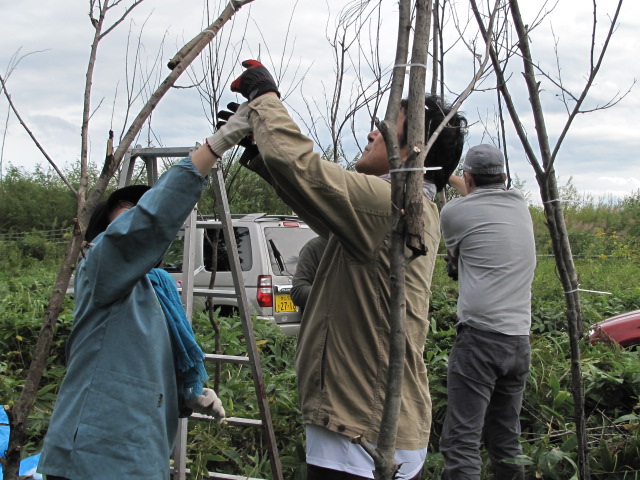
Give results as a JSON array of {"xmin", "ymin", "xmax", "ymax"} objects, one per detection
[{"xmin": 222, "ymin": 60, "xmax": 467, "ymax": 480}]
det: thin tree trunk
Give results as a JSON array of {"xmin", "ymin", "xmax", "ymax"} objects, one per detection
[
  {"xmin": 430, "ymin": 0, "xmax": 448, "ymax": 208},
  {"xmin": 404, "ymin": 0, "xmax": 432, "ymax": 257},
  {"xmin": 362, "ymin": 0, "xmax": 494, "ymax": 475},
  {"xmin": 537, "ymin": 170, "xmax": 587, "ymax": 477},
  {"xmin": 430, "ymin": 0, "xmax": 440, "ymax": 96},
  {"xmin": 3, "ymin": 2, "xmax": 113, "ymax": 475},
  {"xmin": 360, "ymin": 1, "xmax": 433, "ymax": 478},
  {"xmin": 508, "ymin": 1, "xmax": 588, "ymax": 474},
  {"xmin": 355, "ymin": 0, "xmax": 411, "ymax": 477},
  {"xmin": 469, "ymin": 0, "xmax": 589, "ymax": 476}
]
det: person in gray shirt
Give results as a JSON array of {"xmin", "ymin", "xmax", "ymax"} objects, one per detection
[
  {"xmin": 439, "ymin": 144, "xmax": 536, "ymax": 480},
  {"xmin": 291, "ymin": 235, "xmax": 328, "ymax": 313}
]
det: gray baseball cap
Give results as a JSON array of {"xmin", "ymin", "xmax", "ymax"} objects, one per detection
[{"xmin": 462, "ymin": 144, "xmax": 505, "ymax": 174}]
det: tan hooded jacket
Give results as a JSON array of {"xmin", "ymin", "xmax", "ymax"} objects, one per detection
[{"xmin": 248, "ymin": 95, "xmax": 439, "ymax": 450}]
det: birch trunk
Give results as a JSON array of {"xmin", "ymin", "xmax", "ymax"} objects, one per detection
[{"xmin": 467, "ymin": 0, "xmax": 621, "ymax": 475}]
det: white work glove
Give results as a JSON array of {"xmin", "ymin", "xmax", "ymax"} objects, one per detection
[
  {"xmin": 205, "ymin": 102, "xmax": 251, "ymax": 158},
  {"xmin": 185, "ymin": 388, "xmax": 226, "ymax": 423}
]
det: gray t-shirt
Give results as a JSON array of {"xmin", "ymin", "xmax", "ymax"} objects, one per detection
[
  {"xmin": 291, "ymin": 235, "xmax": 328, "ymax": 310},
  {"xmin": 440, "ymin": 188, "xmax": 536, "ymax": 335}
]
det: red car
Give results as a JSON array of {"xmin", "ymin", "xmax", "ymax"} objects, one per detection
[{"xmin": 589, "ymin": 310, "xmax": 640, "ymax": 347}]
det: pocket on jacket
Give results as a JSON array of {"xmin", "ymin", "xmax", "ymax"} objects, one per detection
[
  {"xmin": 77, "ymin": 368, "xmax": 159, "ymax": 447},
  {"xmin": 320, "ymin": 319, "xmax": 330, "ymax": 391}
]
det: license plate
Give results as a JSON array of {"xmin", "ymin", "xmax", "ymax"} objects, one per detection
[{"xmin": 275, "ymin": 294, "xmax": 297, "ymax": 313}]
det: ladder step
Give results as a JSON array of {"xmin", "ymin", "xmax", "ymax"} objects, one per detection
[
  {"xmin": 131, "ymin": 146, "xmax": 193, "ymax": 157},
  {"xmin": 204, "ymin": 353, "xmax": 250, "ymax": 364},
  {"xmin": 190, "ymin": 414, "xmax": 263, "ymax": 427},
  {"xmin": 171, "ymin": 164, "xmax": 284, "ymax": 480},
  {"xmin": 204, "ymin": 472, "xmax": 266, "ymax": 480},
  {"xmin": 176, "ymin": 467, "xmax": 266, "ymax": 480},
  {"xmin": 192, "ymin": 288, "xmax": 238, "ymax": 299},
  {"xmin": 195, "ymin": 220, "xmax": 219, "ymax": 228}
]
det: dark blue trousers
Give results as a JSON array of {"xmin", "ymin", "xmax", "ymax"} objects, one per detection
[{"xmin": 440, "ymin": 325, "xmax": 530, "ymax": 480}]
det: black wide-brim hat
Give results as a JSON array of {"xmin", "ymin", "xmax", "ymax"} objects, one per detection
[{"xmin": 85, "ymin": 184, "xmax": 151, "ymax": 242}]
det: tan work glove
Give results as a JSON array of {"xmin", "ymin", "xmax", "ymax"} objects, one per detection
[
  {"xmin": 205, "ymin": 102, "xmax": 251, "ymax": 158},
  {"xmin": 185, "ymin": 388, "xmax": 225, "ymax": 423}
]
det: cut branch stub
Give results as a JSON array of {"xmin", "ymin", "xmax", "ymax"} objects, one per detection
[{"xmin": 167, "ymin": 0, "xmax": 255, "ymax": 70}]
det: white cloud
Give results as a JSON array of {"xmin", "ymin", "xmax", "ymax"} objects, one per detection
[{"xmin": 599, "ymin": 177, "xmax": 640, "ymax": 188}]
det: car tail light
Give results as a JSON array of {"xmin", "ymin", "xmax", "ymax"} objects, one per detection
[
  {"xmin": 257, "ymin": 275, "xmax": 273, "ymax": 307},
  {"xmin": 282, "ymin": 221, "xmax": 300, "ymax": 227}
]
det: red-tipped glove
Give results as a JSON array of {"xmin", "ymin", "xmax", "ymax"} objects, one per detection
[{"xmin": 230, "ymin": 60, "xmax": 280, "ymax": 101}]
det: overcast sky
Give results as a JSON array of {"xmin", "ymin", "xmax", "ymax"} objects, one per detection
[{"xmin": 1, "ymin": 0, "xmax": 638, "ymax": 204}]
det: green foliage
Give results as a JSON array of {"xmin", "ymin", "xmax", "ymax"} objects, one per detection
[
  {"xmin": 15, "ymin": 233, "xmax": 66, "ymax": 261},
  {"xmin": 0, "ymin": 240, "xmax": 72, "ymax": 454},
  {"xmin": 0, "ymin": 163, "xmax": 90, "ymax": 233},
  {"xmin": 518, "ymin": 335, "xmax": 640, "ymax": 480},
  {"xmin": 189, "ymin": 157, "xmax": 294, "ymax": 217},
  {"xmin": 226, "ymin": 162, "xmax": 292, "ymax": 215},
  {"xmin": 530, "ymin": 189, "xmax": 640, "ymax": 257}
]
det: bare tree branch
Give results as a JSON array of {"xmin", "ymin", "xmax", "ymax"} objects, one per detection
[
  {"xmin": 548, "ymin": 0, "xmax": 624, "ymax": 170},
  {"xmin": 0, "ymin": 95, "xmax": 9, "ymax": 179},
  {"xmin": 469, "ymin": 0, "xmax": 545, "ymax": 179},
  {"xmin": 471, "ymin": 1, "xmax": 628, "ymax": 477},
  {"xmin": 0, "ymin": 74, "xmax": 77, "ymax": 195},
  {"xmin": 424, "ymin": 0, "xmax": 498, "ymax": 161},
  {"xmin": 100, "ymin": 0, "xmax": 145, "ymax": 38},
  {"xmin": 119, "ymin": 15, "xmax": 167, "ymax": 143}
]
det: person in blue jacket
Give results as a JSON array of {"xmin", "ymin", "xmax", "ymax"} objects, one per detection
[{"xmin": 38, "ymin": 108, "xmax": 252, "ymax": 480}]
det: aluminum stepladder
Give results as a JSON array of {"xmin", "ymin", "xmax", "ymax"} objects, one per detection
[{"xmin": 120, "ymin": 147, "xmax": 284, "ymax": 480}]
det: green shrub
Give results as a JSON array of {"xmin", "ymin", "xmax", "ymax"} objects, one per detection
[
  {"xmin": 0, "ymin": 164, "xmax": 79, "ymax": 232},
  {"xmin": 185, "ymin": 313, "xmax": 305, "ymax": 479},
  {"xmin": 0, "ymin": 236, "xmax": 66, "ymax": 268},
  {"xmin": 17, "ymin": 233, "xmax": 49, "ymax": 260}
]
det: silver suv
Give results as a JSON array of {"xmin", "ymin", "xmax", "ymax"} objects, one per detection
[{"xmin": 161, "ymin": 213, "xmax": 317, "ymax": 336}]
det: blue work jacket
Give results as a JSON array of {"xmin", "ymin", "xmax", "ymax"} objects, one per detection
[{"xmin": 38, "ymin": 158, "xmax": 205, "ymax": 479}]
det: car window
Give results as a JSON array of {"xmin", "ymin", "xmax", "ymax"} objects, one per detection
[
  {"xmin": 161, "ymin": 231, "xmax": 185, "ymax": 272},
  {"xmin": 264, "ymin": 227, "xmax": 318, "ymax": 276},
  {"xmin": 204, "ymin": 227, "xmax": 252, "ymax": 272}
]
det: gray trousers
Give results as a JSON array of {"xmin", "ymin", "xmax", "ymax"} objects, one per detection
[{"xmin": 439, "ymin": 325, "xmax": 530, "ymax": 480}]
